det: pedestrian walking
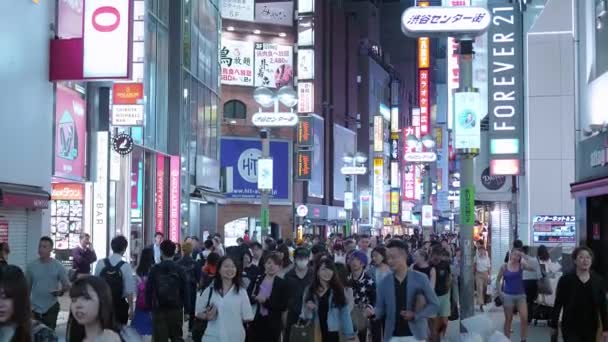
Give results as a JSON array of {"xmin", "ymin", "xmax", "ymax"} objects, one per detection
[
  {"xmin": 94, "ymin": 235, "xmax": 135, "ymax": 326},
  {"xmin": 430, "ymin": 247, "xmax": 451, "ymax": 341},
  {"xmin": 522, "ymin": 246, "xmax": 541, "ymax": 323},
  {"xmin": 348, "ymin": 250, "xmax": 376, "ymax": 342},
  {"xmin": 299, "ymin": 258, "xmax": 356, "ymax": 342},
  {"xmin": 152, "ymin": 232, "xmax": 164, "ymax": 264},
  {"xmin": 474, "ymin": 246, "xmax": 491, "ymax": 312},
  {"xmin": 0, "ymin": 242, "xmax": 10, "ymax": 266},
  {"xmin": 496, "ymin": 247, "xmax": 536, "ymax": 341},
  {"xmin": 71, "ymin": 233, "xmax": 97, "ymax": 280},
  {"xmin": 283, "ymin": 247, "xmax": 314, "ymax": 342},
  {"xmin": 412, "ymin": 249, "xmax": 436, "ymax": 289},
  {"xmin": 67, "ymin": 276, "xmax": 141, "ymax": 342},
  {"xmin": 551, "ymin": 246, "xmax": 608, "ymax": 342},
  {"xmin": 131, "ymin": 247, "xmax": 155, "ymax": 340},
  {"xmin": 177, "ymin": 242, "xmax": 199, "ymax": 336},
  {"xmin": 146, "ymin": 239, "xmax": 190, "ymax": 342},
  {"xmin": 373, "ymin": 239, "xmax": 439, "ymax": 342},
  {"xmin": 0, "ymin": 265, "xmax": 57, "ymax": 341},
  {"xmin": 196, "ymin": 256, "xmax": 254, "ymax": 342},
  {"xmin": 248, "ymin": 252, "xmax": 288, "ymax": 342},
  {"xmin": 26, "ymin": 236, "xmax": 70, "ymax": 330}
]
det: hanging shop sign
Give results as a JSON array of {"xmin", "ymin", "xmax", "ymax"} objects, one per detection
[
  {"xmin": 155, "ymin": 155, "xmax": 165, "ymax": 233},
  {"xmin": 298, "ymin": 49, "xmax": 314, "ymax": 80},
  {"xmin": 391, "ymin": 107, "xmax": 399, "ymax": 132},
  {"xmin": 340, "ymin": 166, "xmax": 367, "ymax": 175},
  {"xmin": 418, "ymin": 37, "xmax": 430, "ymax": 68},
  {"xmin": 422, "ymin": 204, "xmax": 433, "ymax": 226},
  {"xmin": 54, "ymin": 85, "xmax": 86, "ymax": 180},
  {"xmin": 488, "ymin": 3, "xmax": 523, "ymax": 175},
  {"xmin": 112, "ymin": 83, "xmax": 143, "ymax": 105},
  {"xmin": 254, "ymin": 43, "xmax": 294, "ymax": 88},
  {"xmin": 296, "ymin": 204, "xmax": 309, "ymax": 217},
  {"xmin": 373, "ymin": 158, "xmax": 384, "ymax": 214},
  {"xmin": 296, "ymin": 150, "xmax": 313, "ymax": 180},
  {"xmin": 344, "ymin": 192, "xmax": 354, "ymax": 210},
  {"xmin": 255, "ymin": 1, "xmax": 294, "ymax": 26},
  {"xmin": 297, "ymin": 82, "xmax": 314, "ymax": 113},
  {"xmin": 168, "ymin": 156, "xmax": 181, "ymax": 243},
  {"xmin": 52, "ymin": 183, "xmax": 84, "ymax": 201},
  {"xmin": 93, "ymin": 132, "xmax": 109, "ymax": 258},
  {"xmin": 112, "ymin": 105, "xmax": 144, "ymax": 126},
  {"xmin": 391, "ymin": 134, "xmax": 399, "ymax": 160},
  {"xmin": 374, "ymin": 116, "xmax": 384, "ymax": 152},
  {"xmin": 404, "ymin": 152, "xmax": 437, "ymax": 163},
  {"xmin": 221, "ymin": 0, "xmax": 255, "ymax": 22},
  {"xmin": 454, "ymin": 92, "xmax": 481, "ymax": 149},
  {"xmin": 297, "ymin": 116, "xmax": 313, "ymax": 146},
  {"xmin": 481, "ymin": 167, "xmax": 506, "ymax": 191},
  {"xmin": 390, "ymin": 161, "xmax": 399, "ymax": 187},
  {"xmin": 221, "ymin": 39, "xmax": 255, "ymax": 86},
  {"xmin": 579, "ymin": 132, "xmax": 608, "ymax": 181},
  {"xmin": 257, "ymin": 158, "xmax": 274, "ymax": 190},
  {"xmin": 401, "ymin": 6, "xmax": 491, "ymax": 38},
  {"xmin": 112, "ymin": 133, "xmax": 134, "ymax": 155},
  {"xmin": 252, "ymin": 112, "xmax": 299, "ymax": 127},
  {"xmin": 390, "ymin": 190, "xmax": 400, "ymax": 214},
  {"xmin": 402, "ymin": 127, "xmax": 417, "ymax": 201},
  {"xmin": 419, "ymin": 70, "xmax": 430, "ymax": 135}
]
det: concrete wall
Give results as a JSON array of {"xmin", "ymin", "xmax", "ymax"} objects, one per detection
[
  {"xmin": 0, "ymin": 1, "xmax": 55, "ymax": 260},
  {"xmin": 519, "ymin": 0, "xmax": 576, "ymax": 243}
]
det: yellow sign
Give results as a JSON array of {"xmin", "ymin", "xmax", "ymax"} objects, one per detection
[
  {"xmin": 390, "ymin": 191, "xmax": 399, "ymax": 214},
  {"xmin": 418, "ymin": 37, "xmax": 430, "ymax": 69},
  {"xmin": 383, "ymin": 217, "xmax": 393, "ymax": 226}
]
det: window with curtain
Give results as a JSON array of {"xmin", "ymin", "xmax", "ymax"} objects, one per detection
[{"xmin": 223, "ymin": 100, "xmax": 247, "ymax": 119}]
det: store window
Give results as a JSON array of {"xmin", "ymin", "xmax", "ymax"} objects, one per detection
[{"xmin": 223, "ymin": 100, "xmax": 247, "ymax": 119}]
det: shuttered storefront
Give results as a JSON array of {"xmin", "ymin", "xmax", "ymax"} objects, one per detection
[
  {"xmin": 490, "ymin": 202, "xmax": 510, "ymax": 276},
  {"xmin": 0, "ymin": 209, "xmax": 28, "ymax": 269}
]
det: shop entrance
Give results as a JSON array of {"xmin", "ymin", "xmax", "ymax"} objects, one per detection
[{"xmin": 587, "ymin": 195, "xmax": 608, "ymax": 277}]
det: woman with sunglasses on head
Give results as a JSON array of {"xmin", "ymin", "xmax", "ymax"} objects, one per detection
[
  {"xmin": 67, "ymin": 276, "xmax": 141, "ymax": 342},
  {"xmin": 0, "ymin": 265, "xmax": 57, "ymax": 341},
  {"xmin": 300, "ymin": 258, "xmax": 356, "ymax": 342}
]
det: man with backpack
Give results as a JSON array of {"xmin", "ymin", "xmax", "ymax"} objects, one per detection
[
  {"xmin": 146, "ymin": 239, "xmax": 190, "ymax": 342},
  {"xmin": 94, "ymin": 235, "xmax": 135, "ymax": 326}
]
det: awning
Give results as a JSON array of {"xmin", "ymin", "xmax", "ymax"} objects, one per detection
[
  {"xmin": 570, "ymin": 177, "xmax": 608, "ymax": 199},
  {"xmin": 0, "ymin": 183, "xmax": 50, "ymax": 209}
]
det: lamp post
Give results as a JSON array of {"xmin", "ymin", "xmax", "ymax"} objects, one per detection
[
  {"xmin": 405, "ymin": 133, "xmax": 436, "ymax": 239},
  {"xmin": 340, "ymin": 152, "xmax": 368, "ymax": 236},
  {"xmin": 252, "ymin": 86, "xmax": 298, "ymax": 238}
]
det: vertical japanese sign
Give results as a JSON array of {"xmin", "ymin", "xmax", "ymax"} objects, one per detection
[
  {"xmin": 297, "ymin": 116, "xmax": 313, "ymax": 146},
  {"xmin": 296, "ymin": 150, "xmax": 312, "ymax": 180},
  {"xmin": 155, "ymin": 155, "xmax": 165, "ymax": 234},
  {"xmin": 297, "ymin": 82, "xmax": 314, "ymax": 113},
  {"xmin": 373, "ymin": 158, "xmax": 384, "ymax": 214},
  {"xmin": 221, "ymin": 39, "xmax": 254, "ymax": 86},
  {"xmin": 488, "ymin": 3, "xmax": 523, "ymax": 175},
  {"xmin": 419, "ymin": 69, "xmax": 430, "ymax": 135},
  {"xmin": 418, "ymin": 37, "xmax": 430, "ymax": 68},
  {"xmin": 374, "ymin": 116, "xmax": 384, "ymax": 152},
  {"xmin": 402, "ymin": 126, "xmax": 417, "ymax": 201},
  {"xmin": 169, "ymin": 156, "xmax": 180, "ymax": 243},
  {"xmin": 254, "ymin": 43, "xmax": 294, "ymax": 88}
]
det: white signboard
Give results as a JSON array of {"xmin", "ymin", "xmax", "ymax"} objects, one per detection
[
  {"xmin": 257, "ymin": 158, "xmax": 273, "ymax": 190},
  {"xmin": 83, "ymin": 0, "xmax": 131, "ymax": 78},
  {"xmin": 221, "ymin": 39, "xmax": 255, "ymax": 86},
  {"xmin": 454, "ymin": 92, "xmax": 481, "ymax": 149},
  {"xmin": 297, "ymin": 82, "xmax": 314, "ymax": 113},
  {"xmin": 373, "ymin": 159, "xmax": 384, "ymax": 214},
  {"xmin": 401, "ymin": 7, "xmax": 491, "ymax": 37},
  {"xmin": 255, "ymin": 1, "xmax": 294, "ymax": 26},
  {"xmin": 404, "ymin": 152, "xmax": 437, "ymax": 163},
  {"xmin": 296, "ymin": 205, "xmax": 309, "ymax": 217},
  {"xmin": 422, "ymin": 204, "xmax": 433, "ymax": 226},
  {"xmin": 340, "ymin": 166, "xmax": 367, "ymax": 175},
  {"xmin": 252, "ymin": 112, "xmax": 299, "ymax": 127},
  {"xmin": 112, "ymin": 105, "xmax": 143, "ymax": 126},
  {"xmin": 298, "ymin": 49, "xmax": 314, "ymax": 80},
  {"xmin": 374, "ymin": 116, "xmax": 384, "ymax": 152},
  {"xmin": 298, "ymin": 18, "xmax": 314, "ymax": 46},
  {"xmin": 390, "ymin": 161, "xmax": 399, "ymax": 187},
  {"xmin": 344, "ymin": 192, "xmax": 354, "ymax": 210},
  {"xmin": 221, "ymin": 0, "xmax": 255, "ymax": 21},
  {"xmin": 254, "ymin": 43, "xmax": 294, "ymax": 88},
  {"xmin": 93, "ymin": 132, "xmax": 109, "ymax": 258},
  {"xmin": 298, "ymin": 0, "xmax": 314, "ymax": 13}
]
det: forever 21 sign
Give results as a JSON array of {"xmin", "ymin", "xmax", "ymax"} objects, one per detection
[{"xmin": 83, "ymin": 0, "xmax": 131, "ymax": 79}]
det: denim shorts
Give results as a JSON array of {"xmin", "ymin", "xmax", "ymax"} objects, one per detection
[{"xmin": 502, "ymin": 294, "xmax": 526, "ymax": 307}]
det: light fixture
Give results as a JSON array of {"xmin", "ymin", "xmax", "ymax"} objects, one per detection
[
  {"xmin": 354, "ymin": 152, "xmax": 368, "ymax": 164},
  {"xmin": 277, "ymin": 86, "xmax": 298, "ymax": 108},
  {"xmin": 227, "ymin": 26, "xmax": 235, "ymax": 31},
  {"xmin": 279, "ymin": 32, "xmax": 287, "ymax": 37},
  {"xmin": 253, "ymin": 87, "xmax": 275, "ymax": 108},
  {"xmin": 253, "ymin": 29, "xmax": 261, "ymax": 34},
  {"xmin": 342, "ymin": 153, "xmax": 354, "ymax": 165},
  {"xmin": 406, "ymin": 134, "xmax": 419, "ymax": 148},
  {"xmin": 421, "ymin": 134, "xmax": 436, "ymax": 149}
]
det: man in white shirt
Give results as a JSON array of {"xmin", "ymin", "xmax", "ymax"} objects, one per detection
[
  {"xmin": 153, "ymin": 232, "xmax": 164, "ymax": 263},
  {"xmin": 474, "ymin": 246, "xmax": 491, "ymax": 311},
  {"xmin": 95, "ymin": 235, "xmax": 135, "ymax": 325},
  {"xmin": 522, "ymin": 246, "xmax": 541, "ymax": 323}
]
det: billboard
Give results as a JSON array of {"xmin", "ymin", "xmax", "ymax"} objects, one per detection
[
  {"xmin": 419, "ymin": 69, "xmax": 430, "ymax": 135},
  {"xmin": 54, "ymin": 85, "xmax": 86, "ymax": 180},
  {"xmin": 255, "ymin": 1, "xmax": 294, "ymax": 26},
  {"xmin": 454, "ymin": 92, "xmax": 481, "ymax": 149},
  {"xmin": 488, "ymin": 2, "xmax": 524, "ymax": 175},
  {"xmin": 221, "ymin": 0, "xmax": 255, "ymax": 21},
  {"xmin": 221, "ymin": 137, "xmax": 291, "ymax": 201},
  {"xmin": 221, "ymin": 39, "xmax": 255, "ymax": 86},
  {"xmin": 333, "ymin": 125, "xmax": 356, "ymax": 201},
  {"xmin": 308, "ymin": 115, "xmax": 324, "ymax": 198},
  {"xmin": 373, "ymin": 158, "xmax": 384, "ymax": 214},
  {"xmin": 254, "ymin": 43, "xmax": 294, "ymax": 88},
  {"xmin": 532, "ymin": 215, "xmax": 576, "ymax": 244}
]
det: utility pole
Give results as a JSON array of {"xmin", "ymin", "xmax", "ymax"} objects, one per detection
[{"xmin": 260, "ymin": 128, "xmax": 270, "ymax": 238}]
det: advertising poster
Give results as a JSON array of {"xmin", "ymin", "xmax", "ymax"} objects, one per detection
[
  {"xmin": 255, "ymin": 0, "xmax": 294, "ymax": 26},
  {"xmin": 221, "ymin": 0, "xmax": 255, "ymax": 21},
  {"xmin": 156, "ymin": 155, "xmax": 165, "ymax": 234},
  {"xmin": 257, "ymin": 158, "xmax": 274, "ymax": 189},
  {"xmin": 297, "ymin": 48, "xmax": 314, "ymax": 80},
  {"xmin": 373, "ymin": 158, "xmax": 384, "ymax": 214},
  {"xmin": 221, "ymin": 137, "xmax": 291, "ymax": 201},
  {"xmin": 532, "ymin": 216, "xmax": 576, "ymax": 244},
  {"xmin": 308, "ymin": 115, "xmax": 324, "ymax": 198},
  {"xmin": 373, "ymin": 116, "xmax": 384, "ymax": 152},
  {"xmin": 221, "ymin": 39, "xmax": 255, "ymax": 86},
  {"xmin": 169, "ymin": 156, "xmax": 180, "ymax": 243},
  {"xmin": 333, "ymin": 125, "xmax": 356, "ymax": 201},
  {"xmin": 51, "ymin": 183, "xmax": 84, "ymax": 267},
  {"xmin": 254, "ymin": 43, "xmax": 294, "ymax": 88},
  {"xmin": 54, "ymin": 85, "xmax": 86, "ymax": 180},
  {"xmin": 454, "ymin": 92, "xmax": 481, "ymax": 149}
]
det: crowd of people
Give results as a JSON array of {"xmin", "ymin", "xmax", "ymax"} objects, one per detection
[{"xmin": 0, "ymin": 228, "xmax": 605, "ymax": 341}]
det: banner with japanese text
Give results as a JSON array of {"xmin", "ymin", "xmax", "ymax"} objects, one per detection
[
  {"xmin": 221, "ymin": 39, "xmax": 255, "ymax": 86},
  {"xmin": 254, "ymin": 42, "xmax": 294, "ymax": 88}
]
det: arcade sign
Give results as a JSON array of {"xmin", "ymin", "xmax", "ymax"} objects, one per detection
[
  {"xmin": 252, "ymin": 112, "xmax": 299, "ymax": 127},
  {"xmin": 401, "ymin": 6, "xmax": 491, "ymax": 38},
  {"xmin": 404, "ymin": 152, "xmax": 437, "ymax": 163}
]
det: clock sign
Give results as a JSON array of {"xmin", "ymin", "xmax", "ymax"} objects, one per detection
[{"xmin": 112, "ymin": 133, "xmax": 134, "ymax": 155}]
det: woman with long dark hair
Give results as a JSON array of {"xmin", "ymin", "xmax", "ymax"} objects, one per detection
[
  {"xmin": 276, "ymin": 244, "xmax": 293, "ymax": 278},
  {"xmin": 131, "ymin": 247, "xmax": 154, "ymax": 340},
  {"xmin": 0, "ymin": 265, "xmax": 56, "ymax": 342},
  {"xmin": 300, "ymin": 259, "xmax": 356, "ymax": 342},
  {"xmin": 67, "ymin": 276, "xmax": 140, "ymax": 341},
  {"xmin": 196, "ymin": 255, "xmax": 253, "ymax": 342}
]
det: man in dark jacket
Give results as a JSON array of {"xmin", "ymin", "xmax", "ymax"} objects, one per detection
[
  {"xmin": 283, "ymin": 247, "xmax": 313, "ymax": 342},
  {"xmin": 71, "ymin": 233, "xmax": 97, "ymax": 278},
  {"xmin": 146, "ymin": 240, "xmax": 190, "ymax": 342}
]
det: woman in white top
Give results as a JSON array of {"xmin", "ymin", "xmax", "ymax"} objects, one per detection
[
  {"xmin": 196, "ymin": 256, "xmax": 254, "ymax": 342},
  {"xmin": 474, "ymin": 246, "xmax": 491, "ymax": 311},
  {"xmin": 536, "ymin": 245, "xmax": 562, "ymax": 307}
]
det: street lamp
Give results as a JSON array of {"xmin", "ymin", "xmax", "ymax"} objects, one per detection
[
  {"xmin": 341, "ymin": 152, "xmax": 368, "ymax": 236},
  {"xmin": 252, "ymin": 86, "xmax": 298, "ymax": 238}
]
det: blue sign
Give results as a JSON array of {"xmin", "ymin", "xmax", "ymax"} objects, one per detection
[{"xmin": 221, "ymin": 137, "xmax": 290, "ymax": 201}]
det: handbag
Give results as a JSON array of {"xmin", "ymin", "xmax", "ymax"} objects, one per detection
[
  {"xmin": 351, "ymin": 304, "xmax": 369, "ymax": 332},
  {"xmin": 192, "ymin": 287, "xmax": 213, "ymax": 341},
  {"xmin": 289, "ymin": 320, "xmax": 315, "ymax": 342},
  {"xmin": 537, "ymin": 260, "xmax": 553, "ymax": 295}
]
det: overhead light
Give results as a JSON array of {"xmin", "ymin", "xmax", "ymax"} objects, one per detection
[
  {"xmin": 227, "ymin": 26, "xmax": 235, "ymax": 31},
  {"xmin": 253, "ymin": 29, "xmax": 261, "ymax": 34},
  {"xmin": 279, "ymin": 32, "xmax": 287, "ymax": 37}
]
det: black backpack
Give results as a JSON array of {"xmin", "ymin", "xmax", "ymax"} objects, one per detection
[
  {"xmin": 100, "ymin": 259, "xmax": 125, "ymax": 304},
  {"xmin": 155, "ymin": 267, "xmax": 182, "ymax": 308}
]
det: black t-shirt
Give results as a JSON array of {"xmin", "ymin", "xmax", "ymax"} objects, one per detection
[
  {"xmin": 413, "ymin": 265, "xmax": 433, "ymax": 280},
  {"xmin": 318, "ymin": 290, "xmax": 340, "ymax": 342},
  {"xmin": 393, "ymin": 276, "xmax": 413, "ymax": 337},
  {"xmin": 434, "ymin": 261, "xmax": 451, "ymax": 296}
]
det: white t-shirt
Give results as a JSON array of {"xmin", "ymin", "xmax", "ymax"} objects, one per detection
[
  {"xmin": 474, "ymin": 255, "xmax": 491, "ymax": 273},
  {"xmin": 196, "ymin": 285, "xmax": 254, "ymax": 342}
]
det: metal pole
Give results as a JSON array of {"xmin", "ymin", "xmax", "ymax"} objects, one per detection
[
  {"xmin": 422, "ymin": 163, "xmax": 432, "ymax": 239},
  {"xmin": 345, "ymin": 175, "xmax": 352, "ymax": 236},
  {"xmin": 457, "ymin": 39, "xmax": 477, "ymax": 321},
  {"xmin": 260, "ymin": 128, "xmax": 270, "ymax": 238}
]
